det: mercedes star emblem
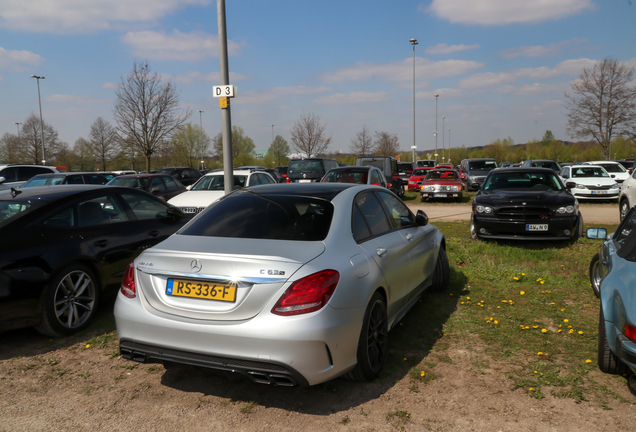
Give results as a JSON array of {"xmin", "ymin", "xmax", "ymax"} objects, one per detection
[{"xmin": 191, "ymin": 259, "xmax": 202, "ymax": 273}]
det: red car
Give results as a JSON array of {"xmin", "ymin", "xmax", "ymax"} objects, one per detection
[
  {"xmin": 420, "ymin": 169, "xmax": 463, "ymax": 202},
  {"xmin": 407, "ymin": 167, "xmax": 433, "ymax": 192}
]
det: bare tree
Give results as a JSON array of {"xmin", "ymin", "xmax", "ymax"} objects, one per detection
[
  {"xmin": 19, "ymin": 113, "xmax": 61, "ymax": 165},
  {"xmin": 565, "ymin": 57, "xmax": 636, "ymax": 160},
  {"xmin": 350, "ymin": 124, "xmax": 374, "ymax": 156},
  {"xmin": 89, "ymin": 117, "xmax": 119, "ymax": 171},
  {"xmin": 0, "ymin": 133, "xmax": 20, "ymax": 164},
  {"xmin": 73, "ymin": 137, "xmax": 94, "ymax": 171},
  {"xmin": 374, "ymin": 131, "xmax": 400, "ymax": 156},
  {"xmin": 290, "ymin": 113, "xmax": 332, "ymax": 157},
  {"xmin": 113, "ymin": 60, "xmax": 191, "ymax": 173}
]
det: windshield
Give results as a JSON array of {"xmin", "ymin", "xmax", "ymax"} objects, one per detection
[
  {"xmin": 483, "ymin": 171, "xmax": 564, "ymax": 192},
  {"xmin": 469, "ymin": 160, "xmax": 497, "ymax": 171},
  {"xmin": 289, "ymin": 160, "xmax": 324, "ymax": 175},
  {"xmin": 0, "ymin": 199, "xmax": 44, "ymax": 228},
  {"xmin": 108, "ymin": 177, "xmax": 149, "ymax": 190},
  {"xmin": 323, "ymin": 169, "xmax": 368, "ymax": 184},
  {"xmin": 191, "ymin": 175, "xmax": 247, "ymax": 190},
  {"xmin": 180, "ymin": 192, "xmax": 333, "ymax": 241},
  {"xmin": 425, "ymin": 170, "xmax": 459, "ymax": 180},
  {"xmin": 572, "ymin": 167, "xmax": 609, "ymax": 178},
  {"xmin": 412, "ymin": 168, "xmax": 430, "ymax": 176},
  {"xmin": 531, "ymin": 161, "xmax": 561, "ymax": 170},
  {"xmin": 416, "ymin": 160, "xmax": 435, "ymax": 168},
  {"xmin": 22, "ymin": 176, "xmax": 65, "ymax": 187}
]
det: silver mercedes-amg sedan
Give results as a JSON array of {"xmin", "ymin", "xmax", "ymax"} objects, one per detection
[{"xmin": 114, "ymin": 183, "xmax": 449, "ymax": 386}]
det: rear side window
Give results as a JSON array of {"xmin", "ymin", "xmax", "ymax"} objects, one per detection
[
  {"xmin": 353, "ymin": 191, "xmax": 391, "ymax": 238},
  {"xmin": 180, "ymin": 192, "xmax": 333, "ymax": 241},
  {"xmin": 163, "ymin": 176, "xmax": 181, "ymax": 190},
  {"xmin": 18, "ymin": 166, "xmax": 54, "ymax": 181}
]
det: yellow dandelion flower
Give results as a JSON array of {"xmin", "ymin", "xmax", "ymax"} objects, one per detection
[
  {"xmin": 537, "ymin": 352, "xmax": 543, "ymax": 355},
  {"xmin": 541, "ymin": 329, "xmax": 547, "ymax": 333},
  {"xmin": 564, "ymin": 319, "xmax": 569, "ymax": 323},
  {"xmin": 85, "ymin": 344, "xmax": 91, "ymax": 349},
  {"xmin": 420, "ymin": 371, "xmax": 425, "ymax": 377},
  {"xmin": 585, "ymin": 359, "xmax": 592, "ymax": 363},
  {"xmin": 578, "ymin": 331, "xmax": 584, "ymax": 335},
  {"xmin": 569, "ymin": 329, "xmax": 574, "ymax": 334},
  {"xmin": 558, "ymin": 329, "xmax": 562, "ymax": 333},
  {"xmin": 520, "ymin": 291, "xmax": 525, "ymax": 295},
  {"xmin": 467, "ymin": 297, "xmax": 470, "ymax": 300},
  {"xmin": 529, "ymin": 388, "xmax": 534, "ymax": 391},
  {"xmin": 540, "ymin": 281, "xmax": 545, "ymax": 284},
  {"xmin": 525, "ymin": 326, "xmax": 530, "ymax": 329},
  {"xmin": 533, "ymin": 325, "xmax": 539, "ymax": 328},
  {"xmin": 560, "ymin": 308, "xmax": 565, "ymax": 312},
  {"xmin": 494, "ymin": 320, "xmax": 499, "ymax": 324},
  {"xmin": 497, "ymin": 306, "xmax": 500, "ymax": 309},
  {"xmin": 541, "ymin": 290, "xmax": 545, "ymax": 293},
  {"xmin": 522, "ymin": 273, "xmax": 525, "ymax": 276},
  {"xmin": 502, "ymin": 300, "xmax": 508, "ymax": 303},
  {"xmin": 534, "ymin": 370, "xmax": 538, "ymax": 374},
  {"xmin": 513, "ymin": 277, "xmax": 519, "ymax": 281},
  {"xmin": 461, "ymin": 302, "xmax": 465, "ymax": 305},
  {"xmin": 536, "ymin": 278, "xmax": 541, "ymax": 282},
  {"xmin": 403, "ymin": 357, "xmax": 407, "ymax": 361}
]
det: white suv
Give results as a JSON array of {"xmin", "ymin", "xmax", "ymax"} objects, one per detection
[
  {"xmin": 168, "ymin": 169, "xmax": 276, "ymax": 214},
  {"xmin": 0, "ymin": 165, "xmax": 59, "ymax": 191},
  {"xmin": 583, "ymin": 161, "xmax": 630, "ymax": 185},
  {"xmin": 618, "ymin": 168, "xmax": 636, "ymax": 220}
]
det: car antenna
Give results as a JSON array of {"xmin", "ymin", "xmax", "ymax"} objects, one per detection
[{"xmin": 10, "ymin": 187, "xmax": 22, "ymax": 198}]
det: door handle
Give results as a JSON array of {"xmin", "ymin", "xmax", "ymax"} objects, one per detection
[
  {"xmin": 376, "ymin": 247, "xmax": 387, "ymax": 257},
  {"xmin": 148, "ymin": 230, "xmax": 159, "ymax": 238},
  {"xmin": 94, "ymin": 239, "xmax": 108, "ymax": 248},
  {"xmin": 405, "ymin": 233, "xmax": 413, "ymax": 241}
]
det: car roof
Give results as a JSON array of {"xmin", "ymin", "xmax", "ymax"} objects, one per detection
[
  {"xmin": 328, "ymin": 166, "xmax": 376, "ymax": 171},
  {"xmin": 0, "ymin": 185, "xmax": 134, "ymax": 202},
  {"xmin": 203, "ymin": 169, "xmax": 253, "ymax": 176},
  {"xmin": 240, "ymin": 182, "xmax": 355, "ymax": 201},
  {"xmin": 30, "ymin": 172, "xmax": 105, "ymax": 177},
  {"xmin": 493, "ymin": 167, "xmax": 557, "ymax": 174},
  {"xmin": 111, "ymin": 173, "xmax": 169, "ymax": 178}
]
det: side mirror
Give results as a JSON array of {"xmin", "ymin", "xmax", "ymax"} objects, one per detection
[
  {"xmin": 415, "ymin": 209, "xmax": 428, "ymax": 226},
  {"xmin": 586, "ymin": 228, "xmax": 607, "ymax": 239},
  {"xmin": 157, "ymin": 206, "xmax": 185, "ymax": 223},
  {"xmin": 150, "ymin": 187, "xmax": 160, "ymax": 193},
  {"xmin": 566, "ymin": 181, "xmax": 576, "ymax": 189},
  {"xmin": 0, "ymin": 176, "xmax": 5, "ymax": 184}
]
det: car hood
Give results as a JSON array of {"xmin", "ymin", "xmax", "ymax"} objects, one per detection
[
  {"xmin": 134, "ymin": 235, "xmax": 326, "ymax": 321},
  {"xmin": 422, "ymin": 179, "xmax": 461, "ymax": 185},
  {"xmin": 476, "ymin": 190, "xmax": 574, "ymax": 206},
  {"xmin": 569, "ymin": 177, "xmax": 617, "ymax": 186},
  {"xmin": 168, "ymin": 190, "xmax": 225, "ymax": 207}
]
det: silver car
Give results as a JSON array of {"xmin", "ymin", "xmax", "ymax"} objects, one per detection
[{"xmin": 114, "ymin": 183, "xmax": 449, "ymax": 386}]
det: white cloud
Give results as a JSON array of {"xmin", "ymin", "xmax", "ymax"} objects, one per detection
[
  {"xmin": 426, "ymin": 43, "xmax": 480, "ymax": 55},
  {"xmin": 499, "ymin": 39, "xmax": 588, "ymax": 58},
  {"xmin": 320, "ymin": 58, "xmax": 484, "ymax": 84},
  {"xmin": 424, "ymin": 0, "xmax": 594, "ymax": 25},
  {"xmin": 101, "ymin": 83, "xmax": 118, "ymax": 90},
  {"xmin": 496, "ymin": 83, "xmax": 568, "ymax": 96},
  {"xmin": 171, "ymin": 71, "xmax": 249, "ymax": 84},
  {"xmin": 0, "ymin": 0, "xmax": 210, "ymax": 34},
  {"xmin": 46, "ymin": 94, "xmax": 110, "ymax": 104},
  {"xmin": 458, "ymin": 58, "xmax": 598, "ymax": 89},
  {"xmin": 238, "ymin": 86, "xmax": 332, "ymax": 105},
  {"xmin": 122, "ymin": 30, "xmax": 241, "ymax": 62},
  {"xmin": 314, "ymin": 92, "xmax": 389, "ymax": 105},
  {"xmin": 0, "ymin": 47, "xmax": 43, "ymax": 71}
]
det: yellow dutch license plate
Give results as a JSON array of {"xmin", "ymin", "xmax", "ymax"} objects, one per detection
[{"xmin": 166, "ymin": 278, "xmax": 237, "ymax": 302}]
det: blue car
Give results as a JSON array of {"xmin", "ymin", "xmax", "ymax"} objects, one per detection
[{"xmin": 588, "ymin": 211, "xmax": 636, "ymax": 391}]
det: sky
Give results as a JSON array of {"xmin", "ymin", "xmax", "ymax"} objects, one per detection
[{"xmin": 1, "ymin": 0, "xmax": 635, "ymax": 157}]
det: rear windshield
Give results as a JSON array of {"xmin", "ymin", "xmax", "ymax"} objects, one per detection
[
  {"xmin": 531, "ymin": 161, "xmax": 560, "ymax": 170},
  {"xmin": 469, "ymin": 160, "xmax": 497, "ymax": 171},
  {"xmin": 572, "ymin": 167, "xmax": 609, "ymax": 178},
  {"xmin": 595, "ymin": 163, "xmax": 625, "ymax": 173},
  {"xmin": 425, "ymin": 170, "xmax": 459, "ymax": 180},
  {"xmin": 108, "ymin": 177, "xmax": 149, "ymax": 190},
  {"xmin": 288, "ymin": 160, "xmax": 324, "ymax": 176},
  {"xmin": 191, "ymin": 175, "xmax": 246, "ymax": 190},
  {"xmin": 416, "ymin": 160, "xmax": 435, "ymax": 168},
  {"xmin": 180, "ymin": 191, "xmax": 333, "ymax": 241},
  {"xmin": 323, "ymin": 169, "xmax": 368, "ymax": 184},
  {"xmin": 22, "ymin": 176, "xmax": 65, "ymax": 187}
]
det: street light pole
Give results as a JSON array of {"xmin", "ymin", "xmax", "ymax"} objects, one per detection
[
  {"xmin": 271, "ymin": 124, "xmax": 274, "ymax": 142},
  {"xmin": 198, "ymin": 110, "xmax": 204, "ymax": 170},
  {"xmin": 14, "ymin": 122, "xmax": 22, "ymax": 140},
  {"xmin": 30, "ymin": 75, "xmax": 46, "ymax": 165},
  {"xmin": 448, "ymin": 127, "xmax": 451, "ymax": 164},
  {"xmin": 410, "ymin": 38, "xmax": 418, "ymax": 164},
  {"xmin": 442, "ymin": 116, "xmax": 445, "ymax": 163},
  {"xmin": 434, "ymin": 94, "xmax": 439, "ymax": 164}
]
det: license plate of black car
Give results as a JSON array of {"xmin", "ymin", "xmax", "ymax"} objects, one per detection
[
  {"xmin": 166, "ymin": 278, "xmax": 237, "ymax": 302},
  {"xmin": 526, "ymin": 224, "xmax": 548, "ymax": 231}
]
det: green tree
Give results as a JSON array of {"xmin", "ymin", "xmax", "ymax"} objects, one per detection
[
  {"xmin": 72, "ymin": 137, "xmax": 94, "ymax": 171},
  {"xmin": 268, "ymin": 135, "xmax": 290, "ymax": 166},
  {"xmin": 0, "ymin": 133, "xmax": 20, "ymax": 164},
  {"xmin": 541, "ymin": 130, "xmax": 555, "ymax": 147},
  {"xmin": 214, "ymin": 126, "xmax": 256, "ymax": 166},
  {"xmin": 172, "ymin": 123, "xmax": 211, "ymax": 169}
]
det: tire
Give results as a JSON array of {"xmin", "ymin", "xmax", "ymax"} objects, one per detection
[
  {"xmin": 420, "ymin": 196, "xmax": 426, "ymax": 203},
  {"xmin": 470, "ymin": 215, "xmax": 479, "ymax": 240},
  {"xmin": 429, "ymin": 246, "xmax": 450, "ymax": 292},
  {"xmin": 598, "ymin": 307, "xmax": 628, "ymax": 375},
  {"xmin": 620, "ymin": 198, "xmax": 630, "ymax": 221},
  {"xmin": 346, "ymin": 292, "xmax": 388, "ymax": 381},
  {"xmin": 35, "ymin": 264, "xmax": 99, "ymax": 337},
  {"xmin": 589, "ymin": 254, "xmax": 602, "ymax": 299},
  {"xmin": 398, "ymin": 183, "xmax": 405, "ymax": 198}
]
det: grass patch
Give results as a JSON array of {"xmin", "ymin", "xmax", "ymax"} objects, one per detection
[
  {"xmin": 239, "ymin": 401, "xmax": 257, "ymax": 414},
  {"xmin": 86, "ymin": 331, "xmax": 118, "ymax": 349}
]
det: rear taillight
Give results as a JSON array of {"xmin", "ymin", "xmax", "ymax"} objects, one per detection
[
  {"xmin": 286, "ymin": 178, "xmax": 290, "ymax": 183},
  {"xmin": 271, "ymin": 269, "xmax": 340, "ymax": 316},
  {"xmin": 120, "ymin": 261, "xmax": 136, "ymax": 298},
  {"xmin": 624, "ymin": 322, "xmax": 636, "ymax": 342}
]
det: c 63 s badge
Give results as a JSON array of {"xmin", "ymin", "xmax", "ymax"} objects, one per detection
[{"xmin": 260, "ymin": 269, "xmax": 285, "ymax": 275}]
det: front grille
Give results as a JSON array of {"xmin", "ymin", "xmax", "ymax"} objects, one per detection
[
  {"xmin": 585, "ymin": 185, "xmax": 612, "ymax": 191},
  {"xmin": 497, "ymin": 206, "xmax": 551, "ymax": 220},
  {"xmin": 178, "ymin": 206, "xmax": 205, "ymax": 214}
]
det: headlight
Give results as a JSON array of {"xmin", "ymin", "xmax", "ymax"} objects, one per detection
[
  {"xmin": 408, "ymin": 181, "xmax": 415, "ymax": 184},
  {"xmin": 611, "ymin": 184, "xmax": 620, "ymax": 189},
  {"xmin": 476, "ymin": 205, "xmax": 493, "ymax": 214},
  {"xmin": 450, "ymin": 185, "xmax": 459, "ymax": 192},
  {"xmin": 469, "ymin": 176, "xmax": 477, "ymax": 182},
  {"xmin": 556, "ymin": 206, "xmax": 575, "ymax": 214},
  {"xmin": 576, "ymin": 184, "xmax": 588, "ymax": 189},
  {"xmin": 421, "ymin": 185, "xmax": 433, "ymax": 192}
]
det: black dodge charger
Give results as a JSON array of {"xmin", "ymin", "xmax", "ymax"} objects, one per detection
[{"xmin": 470, "ymin": 168, "xmax": 582, "ymax": 241}]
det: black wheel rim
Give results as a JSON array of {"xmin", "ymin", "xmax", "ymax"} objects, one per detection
[
  {"xmin": 621, "ymin": 202, "xmax": 628, "ymax": 220},
  {"xmin": 366, "ymin": 300, "xmax": 387, "ymax": 372},
  {"xmin": 591, "ymin": 260, "xmax": 602, "ymax": 295},
  {"xmin": 54, "ymin": 270, "xmax": 96, "ymax": 329}
]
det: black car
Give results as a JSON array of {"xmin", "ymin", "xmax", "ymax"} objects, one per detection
[
  {"xmin": 156, "ymin": 167, "xmax": 202, "ymax": 186},
  {"xmin": 0, "ymin": 185, "xmax": 192, "ymax": 336},
  {"xmin": 520, "ymin": 159, "xmax": 562, "ymax": 174},
  {"xmin": 287, "ymin": 158, "xmax": 339, "ymax": 183},
  {"xmin": 470, "ymin": 168, "xmax": 582, "ymax": 241},
  {"xmin": 21, "ymin": 172, "xmax": 109, "ymax": 187}
]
